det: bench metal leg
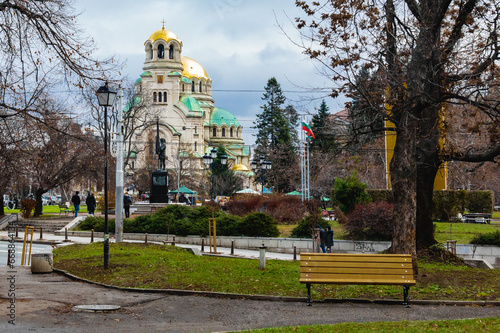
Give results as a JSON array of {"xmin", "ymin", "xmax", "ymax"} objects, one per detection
[
  {"xmin": 403, "ymin": 285, "xmax": 411, "ymax": 308},
  {"xmin": 306, "ymin": 283, "xmax": 312, "ymax": 306}
]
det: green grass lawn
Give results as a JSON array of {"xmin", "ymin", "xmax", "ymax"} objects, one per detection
[
  {"xmin": 4, "ymin": 205, "xmax": 87, "ymax": 216},
  {"xmin": 244, "ymin": 317, "xmax": 500, "ymax": 332},
  {"xmin": 53, "ymin": 242, "xmax": 500, "ymax": 302}
]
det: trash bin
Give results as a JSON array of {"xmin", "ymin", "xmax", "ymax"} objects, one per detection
[{"xmin": 31, "ymin": 253, "xmax": 53, "ymax": 273}]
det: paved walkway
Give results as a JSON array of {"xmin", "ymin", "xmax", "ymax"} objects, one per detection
[{"xmin": 1, "ymin": 266, "xmax": 499, "ymax": 332}]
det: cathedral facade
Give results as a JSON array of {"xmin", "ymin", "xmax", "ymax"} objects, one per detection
[{"xmin": 127, "ymin": 25, "xmax": 252, "ymax": 186}]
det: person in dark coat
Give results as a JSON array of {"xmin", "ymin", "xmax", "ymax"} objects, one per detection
[
  {"xmin": 326, "ymin": 226, "xmax": 334, "ymax": 253},
  {"xmin": 86, "ymin": 192, "xmax": 96, "ymax": 216},
  {"xmin": 71, "ymin": 191, "xmax": 81, "ymax": 218},
  {"xmin": 318, "ymin": 225, "xmax": 326, "ymax": 253},
  {"xmin": 124, "ymin": 191, "xmax": 132, "ymax": 218}
]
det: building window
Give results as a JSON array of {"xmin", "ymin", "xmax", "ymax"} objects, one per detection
[
  {"xmin": 131, "ymin": 161, "xmax": 135, "ymax": 169},
  {"xmin": 194, "ymin": 126, "xmax": 197, "ymax": 133},
  {"xmin": 222, "ymin": 128, "xmax": 226, "ymax": 137},
  {"xmin": 158, "ymin": 92, "xmax": 162, "ymax": 103},
  {"xmin": 158, "ymin": 44, "xmax": 164, "ymax": 59},
  {"xmin": 230, "ymin": 127, "xmax": 233, "ymax": 137},
  {"xmin": 199, "ymin": 82, "xmax": 202, "ymax": 93},
  {"xmin": 182, "ymin": 84, "xmax": 185, "ymax": 92},
  {"xmin": 169, "ymin": 45, "xmax": 174, "ymax": 59},
  {"xmin": 148, "ymin": 45, "xmax": 153, "ymax": 60},
  {"xmin": 212, "ymin": 127, "xmax": 217, "ymax": 137},
  {"xmin": 153, "ymin": 92, "xmax": 157, "ymax": 103},
  {"xmin": 191, "ymin": 81, "xmax": 195, "ymax": 92},
  {"xmin": 163, "ymin": 92, "xmax": 167, "ymax": 102},
  {"xmin": 157, "ymin": 75, "xmax": 163, "ymax": 84},
  {"xmin": 194, "ymin": 142, "xmax": 197, "ymax": 152}
]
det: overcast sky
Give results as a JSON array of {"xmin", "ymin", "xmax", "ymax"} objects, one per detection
[{"xmin": 75, "ymin": 0, "xmax": 346, "ymax": 146}]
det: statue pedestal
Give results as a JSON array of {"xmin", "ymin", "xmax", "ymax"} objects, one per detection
[{"xmin": 150, "ymin": 170, "xmax": 169, "ymax": 203}]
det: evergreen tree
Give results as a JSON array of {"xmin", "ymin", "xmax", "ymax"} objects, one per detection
[
  {"xmin": 311, "ymin": 100, "xmax": 336, "ymax": 152},
  {"xmin": 212, "ymin": 146, "xmax": 242, "ymax": 197},
  {"xmin": 254, "ymin": 77, "xmax": 298, "ymax": 193}
]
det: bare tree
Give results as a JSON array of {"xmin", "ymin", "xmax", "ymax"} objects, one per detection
[{"xmin": 295, "ymin": 0, "xmax": 500, "ymax": 256}]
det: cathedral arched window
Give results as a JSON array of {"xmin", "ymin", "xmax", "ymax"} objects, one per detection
[
  {"xmin": 169, "ymin": 45, "xmax": 174, "ymax": 59},
  {"xmin": 194, "ymin": 142, "xmax": 197, "ymax": 152},
  {"xmin": 158, "ymin": 44, "xmax": 165, "ymax": 59},
  {"xmin": 153, "ymin": 92, "xmax": 157, "ymax": 103},
  {"xmin": 199, "ymin": 82, "xmax": 202, "ymax": 93},
  {"xmin": 191, "ymin": 81, "xmax": 195, "ymax": 92},
  {"xmin": 163, "ymin": 92, "xmax": 167, "ymax": 102},
  {"xmin": 222, "ymin": 128, "xmax": 226, "ymax": 137},
  {"xmin": 147, "ymin": 45, "xmax": 153, "ymax": 60},
  {"xmin": 212, "ymin": 127, "xmax": 217, "ymax": 137},
  {"xmin": 230, "ymin": 127, "xmax": 233, "ymax": 138},
  {"xmin": 158, "ymin": 92, "xmax": 162, "ymax": 103},
  {"xmin": 182, "ymin": 84, "xmax": 185, "ymax": 92}
]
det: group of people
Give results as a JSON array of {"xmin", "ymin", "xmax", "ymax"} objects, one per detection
[
  {"xmin": 318, "ymin": 225, "xmax": 334, "ymax": 253},
  {"xmin": 70, "ymin": 190, "xmax": 133, "ymax": 218}
]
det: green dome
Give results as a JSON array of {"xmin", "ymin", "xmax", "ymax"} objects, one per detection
[
  {"xmin": 180, "ymin": 96, "xmax": 202, "ymax": 112},
  {"xmin": 210, "ymin": 107, "xmax": 240, "ymax": 127}
]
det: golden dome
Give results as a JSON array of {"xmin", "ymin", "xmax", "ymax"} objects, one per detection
[
  {"xmin": 182, "ymin": 56, "xmax": 210, "ymax": 80},
  {"xmin": 232, "ymin": 163, "xmax": 249, "ymax": 172},
  {"xmin": 148, "ymin": 25, "xmax": 181, "ymax": 44}
]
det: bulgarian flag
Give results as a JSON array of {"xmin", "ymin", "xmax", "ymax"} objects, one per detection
[{"xmin": 301, "ymin": 122, "xmax": 315, "ymax": 142}]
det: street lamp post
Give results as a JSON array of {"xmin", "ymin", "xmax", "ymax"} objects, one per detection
[
  {"xmin": 96, "ymin": 82, "xmax": 117, "ymax": 269},
  {"xmin": 251, "ymin": 155, "xmax": 272, "ymax": 194},
  {"xmin": 203, "ymin": 148, "xmax": 227, "ymax": 200}
]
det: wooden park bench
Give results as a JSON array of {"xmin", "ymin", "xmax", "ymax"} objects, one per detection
[
  {"xmin": 58, "ymin": 203, "xmax": 74, "ymax": 215},
  {"xmin": 300, "ymin": 253, "xmax": 416, "ymax": 307}
]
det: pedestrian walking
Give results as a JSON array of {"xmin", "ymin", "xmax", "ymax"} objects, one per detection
[
  {"xmin": 318, "ymin": 225, "xmax": 326, "ymax": 253},
  {"xmin": 86, "ymin": 192, "xmax": 96, "ymax": 216},
  {"xmin": 124, "ymin": 191, "xmax": 132, "ymax": 218},
  {"xmin": 71, "ymin": 191, "xmax": 81, "ymax": 218},
  {"xmin": 326, "ymin": 226, "xmax": 334, "ymax": 253}
]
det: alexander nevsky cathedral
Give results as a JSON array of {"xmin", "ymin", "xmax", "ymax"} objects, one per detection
[{"xmin": 127, "ymin": 24, "xmax": 252, "ymax": 183}]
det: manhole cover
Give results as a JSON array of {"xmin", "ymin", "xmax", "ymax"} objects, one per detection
[{"xmin": 73, "ymin": 305, "xmax": 121, "ymax": 312}]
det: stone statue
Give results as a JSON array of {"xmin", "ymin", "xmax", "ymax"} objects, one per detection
[{"xmin": 158, "ymin": 138, "xmax": 166, "ymax": 170}]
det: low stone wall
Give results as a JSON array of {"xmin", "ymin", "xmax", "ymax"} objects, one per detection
[{"xmin": 57, "ymin": 230, "xmax": 499, "ymax": 268}]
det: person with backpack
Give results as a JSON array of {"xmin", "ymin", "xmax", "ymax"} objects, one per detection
[{"xmin": 124, "ymin": 191, "xmax": 133, "ymax": 218}]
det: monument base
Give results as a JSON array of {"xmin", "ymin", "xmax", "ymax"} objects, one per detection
[{"xmin": 150, "ymin": 169, "xmax": 169, "ymax": 203}]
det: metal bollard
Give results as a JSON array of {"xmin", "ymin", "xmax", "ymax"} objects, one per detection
[
  {"xmin": 145, "ymin": 233, "xmax": 148, "ymax": 244},
  {"xmin": 91, "ymin": 229, "xmax": 94, "ymax": 243},
  {"xmin": 259, "ymin": 246, "xmax": 267, "ymax": 270},
  {"xmin": 231, "ymin": 241, "xmax": 234, "ymax": 255},
  {"xmin": 39, "ymin": 227, "xmax": 43, "ymax": 240},
  {"xmin": 15, "ymin": 227, "xmax": 18, "ymax": 238},
  {"xmin": 293, "ymin": 246, "xmax": 297, "ymax": 261},
  {"xmin": 201, "ymin": 238, "xmax": 204, "ymax": 252},
  {"xmin": 64, "ymin": 228, "xmax": 70, "ymax": 242}
]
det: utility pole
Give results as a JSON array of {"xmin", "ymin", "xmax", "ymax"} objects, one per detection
[{"xmin": 115, "ymin": 88, "xmax": 124, "ymax": 242}]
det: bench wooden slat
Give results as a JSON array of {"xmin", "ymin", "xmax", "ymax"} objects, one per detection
[
  {"xmin": 300, "ymin": 267, "xmax": 414, "ymax": 275},
  {"xmin": 301, "ymin": 253, "xmax": 413, "ymax": 263},
  {"xmin": 301, "ymin": 262, "xmax": 414, "ymax": 269},
  {"xmin": 300, "ymin": 277, "xmax": 416, "ymax": 285}
]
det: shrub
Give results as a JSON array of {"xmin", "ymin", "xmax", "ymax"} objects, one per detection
[
  {"xmin": 433, "ymin": 190, "xmax": 465, "ymax": 221},
  {"xmin": 226, "ymin": 196, "xmax": 262, "ymax": 216},
  {"xmin": 367, "ymin": 189, "xmax": 394, "ymax": 203},
  {"xmin": 264, "ymin": 195, "xmax": 305, "ymax": 224},
  {"xmin": 344, "ymin": 201, "xmax": 393, "ymax": 241},
  {"xmin": 238, "ymin": 212, "xmax": 279, "ymax": 237},
  {"xmin": 20, "ymin": 199, "xmax": 36, "ymax": 218},
  {"xmin": 291, "ymin": 215, "xmax": 330, "ymax": 238},
  {"xmin": 471, "ymin": 230, "xmax": 500, "ymax": 246},
  {"xmin": 332, "ymin": 172, "xmax": 371, "ymax": 214},
  {"xmin": 212, "ymin": 214, "xmax": 241, "ymax": 236},
  {"xmin": 77, "ymin": 216, "xmax": 115, "ymax": 233},
  {"xmin": 466, "ymin": 190, "xmax": 494, "ymax": 213}
]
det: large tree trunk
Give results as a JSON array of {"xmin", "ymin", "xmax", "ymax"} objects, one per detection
[
  {"xmin": 34, "ymin": 187, "xmax": 45, "ymax": 217},
  {"xmin": 416, "ymin": 162, "xmax": 439, "ymax": 250},
  {"xmin": 390, "ymin": 118, "xmax": 417, "ymax": 257}
]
